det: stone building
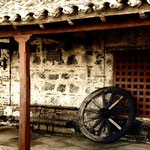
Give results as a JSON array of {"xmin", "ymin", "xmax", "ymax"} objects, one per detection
[{"xmin": 0, "ymin": 0, "xmax": 150, "ymax": 148}]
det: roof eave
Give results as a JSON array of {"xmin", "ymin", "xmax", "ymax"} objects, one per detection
[{"xmin": 0, "ymin": 3, "xmax": 150, "ymax": 27}]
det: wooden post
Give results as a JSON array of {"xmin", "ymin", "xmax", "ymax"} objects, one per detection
[{"xmin": 14, "ymin": 35, "xmax": 31, "ymax": 150}]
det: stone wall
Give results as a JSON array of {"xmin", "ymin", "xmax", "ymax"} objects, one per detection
[
  {"xmin": 2, "ymin": 27, "xmax": 150, "ymax": 117},
  {"xmin": 0, "ymin": 39, "xmax": 11, "ymax": 116},
  {"xmin": 1, "ymin": 27, "xmax": 150, "ymax": 118},
  {"xmin": 0, "ymin": 31, "xmax": 113, "ymax": 133},
  {"xmin": 9, "ymin": 31, "xmax": 113, "ymax": 117}
]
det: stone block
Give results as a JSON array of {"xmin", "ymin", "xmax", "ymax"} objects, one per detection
[
  {"xmin": 61, "ymin": 73, "xmax": 70, "ymax": 79},
  {"xmin": 48, "ymin": 74, "xmax": 59, "ymax": 80},
  {"xmin": 57, "ymin": 84, "xmax": 66, "ymax": 92},
  {"xmin": 69, "ymin": 84, "xmax": 79, "ymax": 93}
]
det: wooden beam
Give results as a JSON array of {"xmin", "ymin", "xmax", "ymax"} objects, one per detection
[
  {"xmin": 67, "ymin": 18, "xmax": 74, "ymax": 25},
  {"xmin": 1, "ymin": 17, "xmax": 150, "ymax": 37},
  {"xmin": 100, "ymin": 15, "xmax": 107, "ymax": 22},
  {"xmin": 12, "ymin": 24, "xmax": 18, "ymax": 30},
  {"xmin": 14, "ymin": 35, "xmax": 31, "ymax": 150},
  {"xmin": 39, "ymin": 24, "xmax": 45, "ymax": 29},
  {"xmin": 139, "ymin": 12, "xmax": 147, "ymax": 19}
]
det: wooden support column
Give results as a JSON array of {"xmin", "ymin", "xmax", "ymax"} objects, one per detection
[{"xmin": 14, "ymin": 35, "xmax": 31, "ymax": 150}]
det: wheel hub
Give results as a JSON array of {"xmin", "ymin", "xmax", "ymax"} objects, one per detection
[{"xmin": 100, "ymin": 108, "xmax": 111, "ymax": 119}]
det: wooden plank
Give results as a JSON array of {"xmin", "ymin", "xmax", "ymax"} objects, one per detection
[
  {"xmin": 30, "ymin": 118, "xmax": 67, "ymax": 126},
  {"xmin": 14, "ymin": 35, "xmax": 31, "ymax": 150},
  {"xmin": 30, "ymin": 104, "xmax": 78, "ymax": 110},
  {"xmin": 14, "ymin": 116, "xmax": 69, "ymax": 126}
]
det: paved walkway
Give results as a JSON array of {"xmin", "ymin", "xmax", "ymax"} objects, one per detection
[{"xmin": 0, "ymin": 126, "xmax": 150, "ymax": 150}]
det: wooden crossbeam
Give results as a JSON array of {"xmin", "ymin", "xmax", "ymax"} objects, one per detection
[
  {"xmin": 0, "ymin": 16, "xmax": 150, "ymax": 37},
  {"xmin": 67, "ymin": 18, "xmax": 74, "ymax": 25},
  {"xmin": 139, "ymin": 12, "xmax": 147, "ymax": 19},
  {"xmin": 100, "ymin": 15, "xmax": 107, "ymax": 22},
  {"xmin": 39, "ymin": 24, "xmax": 45, "ymax": 29}
]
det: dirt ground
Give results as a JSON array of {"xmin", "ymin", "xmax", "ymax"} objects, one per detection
[{"xmin": 0, "ymin": 126, "xmax": 150, "ymax": 150}]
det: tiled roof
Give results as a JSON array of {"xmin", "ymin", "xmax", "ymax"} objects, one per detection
[{"xmin": 0, "ymin": 0, "xmax": 150, "ymax": 25}]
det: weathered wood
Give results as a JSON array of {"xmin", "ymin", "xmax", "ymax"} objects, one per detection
[
  {"xmin": 14, "ymin": 116, "xmax": 70, "ymax": 126},
  {"xmin": 139, "ymin": 12, "xmax": 147, "ymax": 19},
  {"xmin": 30, "ymin": 104, "xmax": 78, "ymax": 110},
  {"xmin": 14, "ymin": 35, "xmax": 31, "ymax": 150},
  {"xmin": 100, "ymin": 15, "xmax": 107, "ymax": 22},
  {"xmin": 39, "ymin": 24, "xmax": 45, "ymax": 29},
  {"xmin": 67, "ymin": 18, "xmax": 74, "ymax": 25},
  {"xmin": 0, "ymin": 17, "xmax": 150, "ymax": 38}
]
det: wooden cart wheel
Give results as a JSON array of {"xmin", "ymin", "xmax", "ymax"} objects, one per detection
[{"xmin": 79, "ymin": 86, "xmax": 135, "ymax": 143}]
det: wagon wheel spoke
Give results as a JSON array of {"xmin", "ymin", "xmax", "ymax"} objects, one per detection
[
  {"xmin": 112, "ymin": 114, "xmax": 127, "ymax": 121},
  {"xmin": 97, "ymin": 119, "xmax": 106, "ymax": 136},
  {"xmin": 107, "ymin": 92, "xmax": 115, "ymax": 108},
  {"xmin": 111, "ymin": 105, "xmax": 128, "ymax": 115},
  {"xmin": 108, "ymin": 118, "xmax": 122, "ymax": 130},
  {"xmin": 84, "ymin": 108, "xmax": 100, "ymax": 114},
  {"xmin": 108, "ymin": 96, "xmax": 124, "ymax": 110},
  {"xmin": 92, "ymin": 100, "xmax": 101, "ymax": 109},
  {"xmin": 106, "ymin": 119, "xmax": 111, "ymax": 136},
  {"xmin": 102, "ymin": 92, "xmax": 106, "ymax": 108},
  {"xmin": 111, "ymin": 115, "xmax": 127, "ymax": 127},
  {"xmin": 89, "ymin": 118, "xmax": 103, "ymax": 133},
  {"xmin": 84, "ymin": 115, "xmax": 100, "ymax": 123}
]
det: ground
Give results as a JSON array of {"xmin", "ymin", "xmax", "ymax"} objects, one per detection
[{"xmin": 0, "ymin": 126, "xmax": 150, "ymax": 150}]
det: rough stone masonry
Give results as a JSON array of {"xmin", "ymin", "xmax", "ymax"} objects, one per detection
[
  {"xmin": 0, "ymin": 31, "xmax": 113, "ymax": 118},
  {"xmin": 0, "ymin": 38, "xmax": 11, "ymax": 116}
]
